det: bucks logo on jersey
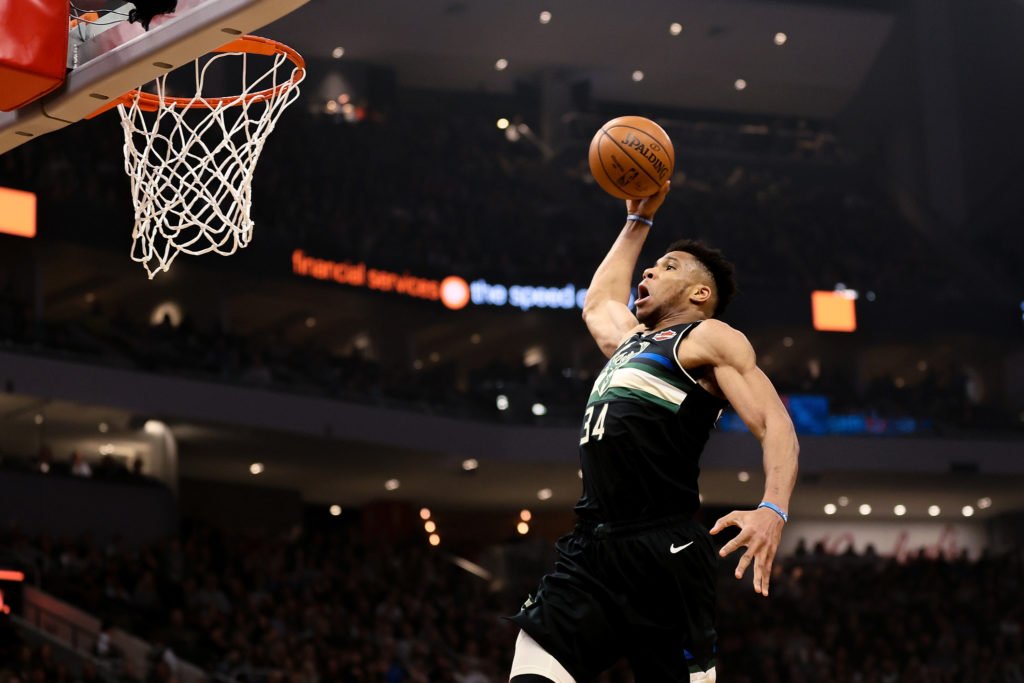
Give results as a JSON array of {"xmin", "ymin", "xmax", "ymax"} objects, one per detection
[
  {"xmin": 593, "ymin": 341, "xmax": 650, "ymax": 397},
  {"xmin": 587, "ymin": 336, "xmax": 692, "ymax": 412}
]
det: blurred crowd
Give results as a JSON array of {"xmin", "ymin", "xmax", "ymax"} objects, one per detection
[
  {"xmin": 0, "ymin": 286, "xmax": 1012, "ymax": 433},
  {"xmin": 0, "ymin": 444, "xmax": 154, "ymax": 485},
  {"xmin": 718, "ymin": 546, "xmax": 1024, "ymax": 683},
  {"xmin": 0, "ymin": 291, "xmax": 1012, "ymax": 433},
  {"xmin": 2, "ymin": 521, "xmax": 1022, "ymax": 683}
]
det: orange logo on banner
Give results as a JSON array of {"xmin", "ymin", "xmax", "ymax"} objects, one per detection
[
  {"xmin": 811, "ymin": 291, "xmax": 857, "ymax": 332},
  {"xmin": 439, "ymin": 276, "xmax": 470, "ymax": 310}
]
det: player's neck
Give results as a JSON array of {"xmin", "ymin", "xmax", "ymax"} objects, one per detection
[{"xmin": 648, "ymin": 308, "xmax": 706, "ymax": 333}]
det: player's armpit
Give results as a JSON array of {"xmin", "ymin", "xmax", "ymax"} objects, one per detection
[{"xmin": 581, "ymin": 300, "xmax": 640, "ymax": 358}]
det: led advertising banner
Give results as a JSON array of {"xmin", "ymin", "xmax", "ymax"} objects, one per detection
[{"xmin": 291, "ymin": 249, "xmax": 627, "ymax": 313}]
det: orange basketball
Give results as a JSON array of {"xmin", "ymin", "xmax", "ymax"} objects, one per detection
[{"xmin": 588, "ymin": 116, "xmax": 675, "ymax": 200}]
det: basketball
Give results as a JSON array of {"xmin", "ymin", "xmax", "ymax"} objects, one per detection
[{"xmin": 588, "ymin": 116, "xmax": 675, "ymax": 200}]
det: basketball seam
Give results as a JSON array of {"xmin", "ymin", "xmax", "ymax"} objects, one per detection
[
  {"xmin": 600, "ymin": 128, "xmax": 668, "ymax": 189},
  {"xmin": 596, "ymin": 137, "xmax": 632, "ymax": 199}
]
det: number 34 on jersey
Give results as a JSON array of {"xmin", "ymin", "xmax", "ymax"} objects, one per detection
[{"xmin": 580, "ymin": 403, "xmax": 609, "ymax": 445}]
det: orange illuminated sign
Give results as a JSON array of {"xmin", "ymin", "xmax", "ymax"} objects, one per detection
[
  {"xmin": 0, "ymin": 570, "xmax": 24, "ymax": 582},
  {"xmin": 291, "ymin": 250, "xmax": 469, "ymax": 310},
  {"xmin": 0, "ymin": 187, "xmax": 36, "ymax": 238},
  {"xmin": 812, "ymin": 290, "xmax": 857, "ymax": 332}
]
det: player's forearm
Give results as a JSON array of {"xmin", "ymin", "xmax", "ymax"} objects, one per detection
[
  {"xmin": 583, "ymin": 220, "xmax": 651, "ymax": 309},
  {"xmin": 759, "ymin": 420, "xmax": 799, "ymax": 511}
]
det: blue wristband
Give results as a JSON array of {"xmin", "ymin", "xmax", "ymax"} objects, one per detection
[
  {"xmin": 626, "ymin": 213, "xmax": 653, "ymax": 227},
  {"xmin": 758, "ymin": 501, "xmax": 788, "ymax": 523}
]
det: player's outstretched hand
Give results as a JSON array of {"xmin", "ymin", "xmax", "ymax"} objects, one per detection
[
  {"xmin": 626, "ymin": 180, "xmax": 671, "ymax": 219},
  {"xmin": 710, "ymin": 507, "xmax": 785, "ymax": 597}
]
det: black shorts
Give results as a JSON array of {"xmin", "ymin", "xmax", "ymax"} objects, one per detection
[{"xmin": 508, "ymin": 515, "xmax": 717, "ymax": 683}]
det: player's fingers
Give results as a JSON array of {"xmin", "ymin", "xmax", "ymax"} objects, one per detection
[
  {"xmin": 709, "ymin": 511, "xmax": 740, "ymax": 535},
  {"xmin": 753, "ymin": 552, "xmax": 765, "ymax": 595},
  {"xmin": 734, "ymin": 549, "xmax": 754, "ymax": 580},
  {"xmin": 763, "ymin": 555, "xmax": 774, "ymax": 597},
  {"xmin": 719, "ymin": 527, "xmax": 752, "ymax": 557}
]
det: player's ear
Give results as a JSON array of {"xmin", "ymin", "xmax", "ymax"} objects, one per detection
[{"xmin": 690, "ymin": 284, "xmax": 712, "ymax": 305}]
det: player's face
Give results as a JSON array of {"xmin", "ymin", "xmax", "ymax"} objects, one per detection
[{"xmin": 635, "ymin": 252, "xmax": 702, "ymax": 324}]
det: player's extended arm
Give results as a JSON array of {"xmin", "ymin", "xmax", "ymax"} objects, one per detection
[
  {"xmin": 582, "ymin": 181, "xmax": 671, "ymax": 357},
  {"xmin": 690, "ymin": 321, "xmax": 799, "ymax": 597}
]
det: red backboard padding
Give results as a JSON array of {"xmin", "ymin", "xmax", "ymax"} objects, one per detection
[{"xmin": 0, "ymin": 0, "xmax": 70, "ymax": 111}]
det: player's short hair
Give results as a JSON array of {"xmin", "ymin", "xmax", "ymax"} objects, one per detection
[{"xmin": 664, "ymin": 239, "xmax": 738, "ymax": 317}]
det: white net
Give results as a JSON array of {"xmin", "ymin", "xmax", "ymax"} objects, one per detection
[{"xmin": 116, "ymin": 39, "xmax": 305, "ymax": 278}]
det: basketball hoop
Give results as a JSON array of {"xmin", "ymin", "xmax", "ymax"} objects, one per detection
[{"xmin": 109, "ymin": 35, "xmax": 305, "ymax": 278}]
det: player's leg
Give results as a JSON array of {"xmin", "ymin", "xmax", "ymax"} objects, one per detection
[{"xmin": 509, "ymin": 630, "xmax": 576, "ymax": 683}]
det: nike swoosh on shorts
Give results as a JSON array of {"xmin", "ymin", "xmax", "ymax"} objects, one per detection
[{"xmin": 669, "ymin": 541, "xmax": 694, "ymax": 554}]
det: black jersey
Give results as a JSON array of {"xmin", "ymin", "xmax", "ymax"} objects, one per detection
[{"xmin": 575, "ymin": 321, "xmax": 728, "ymax": 524}]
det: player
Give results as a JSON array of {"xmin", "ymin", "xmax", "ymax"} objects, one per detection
[{"xmin": 508, "ymin": 181, "xmax": 799, "ymax": 682}]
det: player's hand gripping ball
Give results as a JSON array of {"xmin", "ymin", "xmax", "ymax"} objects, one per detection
[{"xmin": 589, "ymin": 116, "xmax": 675, "ymax": 200}]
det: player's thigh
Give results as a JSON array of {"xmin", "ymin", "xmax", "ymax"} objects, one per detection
[
  {"xmin": 620, "ymin": 526, "xmax": 718, "ymax": 682},
  {"xmin": 511, "ymin": 548, "xmax": 633, "ymax": 679}
]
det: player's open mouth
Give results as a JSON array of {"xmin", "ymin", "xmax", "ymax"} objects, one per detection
[{"xmin": 636, "ymin": 282, "xmax": 651, "ymax": 305}]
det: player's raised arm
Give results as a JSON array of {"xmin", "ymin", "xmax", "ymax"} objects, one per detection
[
  {"xmin": 582, "ymin": 181, "xmax": 671, "ymax": 357},
  {"xmin": 688, "ymin": 320, "xmax": 800, "ymax": 597}
]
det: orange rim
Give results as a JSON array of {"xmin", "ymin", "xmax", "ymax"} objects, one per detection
[{"xmin": 109, "ymin": 35, "xmax": 305, "ymax": 114}]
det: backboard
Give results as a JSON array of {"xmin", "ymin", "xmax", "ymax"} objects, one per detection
[{"xmin": 0, "ymin": 0, "xmax": 310, "ymax": 155}]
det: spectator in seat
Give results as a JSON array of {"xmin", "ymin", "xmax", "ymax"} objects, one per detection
[{"xmin": 70, "ymin": 451, "xmax": 92, "ymax": 478}]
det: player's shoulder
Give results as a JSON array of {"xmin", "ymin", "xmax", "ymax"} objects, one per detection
[
  {"xmin": 688, "ymin": 318, "xmax": 744, "ymax": 343},
  {"xmin": 687, "ymin": 318, "xmax": 754, "ymax": 366}
]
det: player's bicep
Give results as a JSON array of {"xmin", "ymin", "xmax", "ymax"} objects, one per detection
[{"xmin": 582, "ymin": 300, "xmax": 639, "ymax": 357}]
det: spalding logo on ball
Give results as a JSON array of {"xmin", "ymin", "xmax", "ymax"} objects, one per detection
[{"xmin": 589, "ymin": 116, "xmax": 675, "ymax": 200}]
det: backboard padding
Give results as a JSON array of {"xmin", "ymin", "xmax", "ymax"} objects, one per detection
[{"xmin": 0, "ymin": 0, "xmax": 309, "ymax": 155}]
